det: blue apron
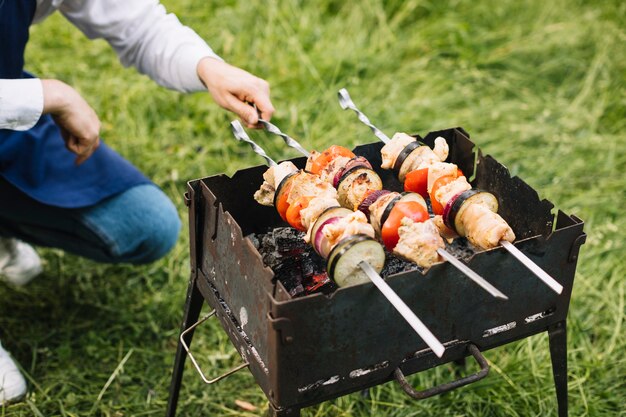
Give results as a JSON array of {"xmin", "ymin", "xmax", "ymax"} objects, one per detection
[{"xmin": 0, "ymin": 0, "xmax": 151, "ymax": 208}]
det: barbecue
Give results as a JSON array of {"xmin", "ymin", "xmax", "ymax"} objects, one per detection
[{"xmin": 166, "ymin": 96, "xmax": 586, "ymax": 417}]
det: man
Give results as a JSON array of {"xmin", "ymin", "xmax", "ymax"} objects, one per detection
[{"xmin": 0, "ymin": 0, "xmax": 274, "ymax": 404}]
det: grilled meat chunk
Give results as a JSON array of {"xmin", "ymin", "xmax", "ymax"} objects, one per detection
[
  {"xmin": 322, "ymin": 211, "xmax": 376, "ymax": 251},
  {"xmin": 459, "ymin": 204, "xmax": 516, "ymax": 249},
  {"xmin": 254, "ymin": 161, "xmax": 298, "ymax": 206},
  {"xmin": 394, "ymin": 218, "xmax": 444, "ymax": 268},
  {"xmin": 287, "ymin": 172, "xmax": 337, "ymax": 205},
  {"xmin": 380, "ymin": 132, "xmax": 415, "ymax": 169}
]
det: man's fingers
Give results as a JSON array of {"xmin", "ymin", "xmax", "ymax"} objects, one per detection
[
  {"xmin": 250, "ymin": 89, "xmax": 275, "ymax": 122},
  {"xmin": 225, "ymin": 94, "xmax": 259, "ymax": 126},
  {"xmin": 65, "ymin": 135, "xmax": 99, "ymax": 165}
]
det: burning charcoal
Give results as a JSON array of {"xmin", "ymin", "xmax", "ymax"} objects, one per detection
[
  {"xmin": 304, "ymin": 272, "xmax": 338, "ymax": 295},
  {"xmin": 257, "ymin": 233, "xmax": 279, "ymax": 266},
  {"xmin": 251, "ymin": 229, "xmax": 339, "ymax": 297},
  {"xmin": 273, "ymin": 227, "xmax": 307, "ymax": 254},
  {"xmin": 446, "ymin": 237, "xmax": 475, "ymax": 261},
  {"xmin": 381, "ymin": 250, "xmax": 419, "ymax": 277},
  {"xmin": 274, "ymin": 255, "xmax": 305, "ymax": 297},
  {"xmin": 301, "ymin": 252, "xmax": 326, "ymax": 277},
  {"xmin": 288, "ymin": 283, "xmax": 306, "ymax": 298}
]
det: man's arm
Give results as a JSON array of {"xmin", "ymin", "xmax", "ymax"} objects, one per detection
[
  {"xmin": 59, "ymin": 0, "xmax": 274, "ymax": 125},
  {"xmin": 197, "ymin": 58, "xmax": 274, "ymax": 127},
  {"xmin": 0, "ymin": 78, "xmax": 100, "ymax": 164}
]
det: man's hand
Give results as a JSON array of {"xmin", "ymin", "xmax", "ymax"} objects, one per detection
[
  {"xmin": 41, "ymin": 79, "xmax": 100, "ymax": 165},
  {"xmin": 197, "ymin": 58, "xmax": 275, "ymax": 128}
]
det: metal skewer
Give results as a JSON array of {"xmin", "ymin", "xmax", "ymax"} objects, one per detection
[
  {"xmin": 359, "ymin": 261, "xmax": 445, "ymax": 357},
  {"xmin": 256, "ymin": 119, "xmax": 506, "ymax": 299},
  {"xmin": 230, "ymin": 120, "xmax": 277, "ymax": 167},
  {"xmin": 436, "ymin": 249, "xmax": 507, "ymax": 299},
  {"xmin": 230, "ymin": 120, "xmax": 446, "ymax": 357},
  {"xmin": 258, "ymin": 119, "xmax": 310, "ymax": 158},
  {"xmin": 500, "ymin": 240, "xmax": 563, "ymax": 294},
  {"xmin": 338, "ymin": 87, "xmax": 560, "ymax": 296},
  {"xmin": 338, "ymin": 88, "xmax": 391, "ymax": 144}
]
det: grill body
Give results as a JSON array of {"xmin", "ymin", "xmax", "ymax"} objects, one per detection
[{"xmin": 167, "ymin": 128, "xmax": 585, "ymax": 416}]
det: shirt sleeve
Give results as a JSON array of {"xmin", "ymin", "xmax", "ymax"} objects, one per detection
[
  {"xmin": 0, "ymin": 79, "xmax": 44, "ymax": 131},
  {"xmin": 58, "ymin": 0, "xmax": 222, "ymax": 93}
]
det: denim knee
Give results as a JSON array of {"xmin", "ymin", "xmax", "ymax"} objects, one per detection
[{"xmin": 79, "ymin": 185, "xmax": 181, "ymax": 264}]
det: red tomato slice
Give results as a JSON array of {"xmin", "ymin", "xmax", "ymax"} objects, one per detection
[
  {"xmin": 404, "ymin": 168, "xmax": 429, "ymax": 197},
  {"xmin": 404, "ymin": 167, "xmax": 463, "ymax": 198},
  {"xmin": 381, "ymin": 201, "xmax": 429, "ymax": 251},
  {"xmin": 429, "ymin": 175, "xmax": 457, "ymax": 215},
  {"xmin": 309, "ymin": 145, "xmax": 355, "ymax": 175},
  {"xmin": 285, "ymin": 196, "xmax": 313, "ymax": 231}
]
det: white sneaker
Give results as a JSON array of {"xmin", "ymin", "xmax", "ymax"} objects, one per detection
[
  {"xmin": 0, "ymin": 238, "xmax": 42, "ymax": 286},
  {"xmin": 0, "ymin": 342, "xmax": 27, "ymax": 405}
]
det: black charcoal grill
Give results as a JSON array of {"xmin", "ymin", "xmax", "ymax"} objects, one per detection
[{"xmin": 166, "ymin": 127, "xmax": 586, "ymax": 417}]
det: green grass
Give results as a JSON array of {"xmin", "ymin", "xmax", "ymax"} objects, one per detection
[{"xmin": 1, "ymin": 0, "xmax": 625, "ymax": 415}]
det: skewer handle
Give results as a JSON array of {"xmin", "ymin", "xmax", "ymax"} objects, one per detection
[
  {"xmin": 359, "ymin": 261, "xmax": 445, "ymax": 358},
  {"xmin": 230, "ymin": 121, "xmax": 277, "ymax": 167},
  {"xmin": 258, "ymin": 119, "xmax": 311, "ymax": 158},
  {"xmin": 338, "ymin": 88, "xmax": 391, "ymax": 144},
  {"xmin": 437, "ymin": 249, "xmax": 508, "ymax": 300},
  {"xmin": 500, "ymin": 240, "xmax": 563, "ymax": 294}
]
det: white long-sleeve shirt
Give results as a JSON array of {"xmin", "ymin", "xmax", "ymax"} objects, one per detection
[{"xmin": 0, "ymin": 0, "xmax": 221, "ymax": 131}]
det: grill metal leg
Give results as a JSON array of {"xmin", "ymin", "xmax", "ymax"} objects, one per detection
[
  {"xmin": 267, "ymin": 403, "xmax": 301, "ymax": 417},
  {"xmin": 548, "ymin": 321, "xmax": 568, "ymax": 417},
  {"xmin": 166, "ymin": 275, "xmax": 205, "ymax": 417}
]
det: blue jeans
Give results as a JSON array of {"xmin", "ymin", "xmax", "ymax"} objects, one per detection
[{"xmin": 0, "ymin": 178, "xmax": 181, "ymax": 264}]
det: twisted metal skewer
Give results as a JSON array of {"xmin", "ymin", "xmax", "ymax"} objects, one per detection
[
  {"xmin": 338, "ymin": 88, "xmax": 391, "ymax": 144},
  {"xmin": 258, "ymin": 119, "xmax": 310, "ymax": 158},
  {"xmin": 230, "ymin": 121, "xmax": 277, "ymax": 167}
]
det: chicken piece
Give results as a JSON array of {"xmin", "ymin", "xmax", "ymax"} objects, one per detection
[
  {"xmin": 394, "ymin": 218, "xmax": 444, "ymax": 268},
  {"xmin": 253, "ymin": 182, "xmax": 275, "ymax": 206},
  {"xmin": 301, "ymin": 197, "xmax": 341, "ymax": 242},
  {"xmin": 397, "ymin": 145, "xmax": 441, "ymax": 182},
  {"xmin": 432, "ymin": 136, "xmax": 449, "ymax": 162},
  {"xmin": 366, "ymin": 191, "xmax": 400, "ymax": 236},
  {"xmin": 253, "ymin": 161, "xmax": 298, "ymax": 206},
  {"xmin": 286, "ymin": 172, "xmax": 337, "ymax": 205},
  {"xmin": 305, "ymin": 150, "xmax": 321, "ymax": 172},
  {"xmin": 398, "ymin": 137, "xmax": 451, "ymax": 182},
  {"xmin": 323, "ymin": 211, "xmax": 375, "ymax": 253},
  {"xmin": 383, "ymin": 135, "xmax": 450, "ymax": 181},
  {"xmin": 380, "ymin": 132, "xmax": 415, "ymax": 169},
  {"xmin": 432, "ymin": 215, "xmax": 459, "ymax": 241},
  {"xmin": 426, "ymin": 162, "xmax": 461, "ymax": 194},
  {"xmin": 433, "ymin": 175, "xmax": 472, "ymax": 207},
  {"xmin": 459, "ymin": 204, "xmax": 516, "ymax": 249},
  {"xmin": 319, "ymin": 156, "xmax": 352, "ymax": 184}
]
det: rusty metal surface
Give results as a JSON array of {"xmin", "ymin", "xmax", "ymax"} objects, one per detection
[{"xmin": 188, "ymin": 127, "xmax": 586, "ymax": 412}]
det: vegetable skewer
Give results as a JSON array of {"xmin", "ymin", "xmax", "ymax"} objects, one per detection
[
  {"xmin": 257, "ymin": 119, "xmax": 507, "ymax": 300},
  {"xmin": 337, "ymin": 87, "xmax": 563, "ymax": 295},
  {"xmin": 230, "ymin": 120, "xmax": 446, "ymax": 358}
]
